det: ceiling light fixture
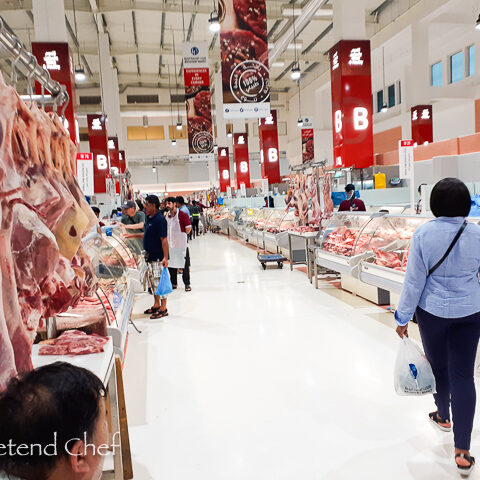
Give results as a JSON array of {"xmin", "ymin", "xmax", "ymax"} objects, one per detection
[
  {"xmin": 72, "ymin": 0, "xmax": 86, "ymax": 82},
  {"xmin": 297, "ymin": 117, "xmax": 303, "ymax": 128},
  {"xmin": 209, "ymin": 0, "xmax": 221, "ymax": 33},
  {"xmin": 476, "ymin": 13, "xmax": 480, "ymax": 30},
  {"xmin": 176, "ymin": 121, "xmax": 182, "ymax": 131},
  {"xmin": 381, "ymin": 103, "xmax": 388, "ymax": 113},
  {"xmin": 227, "ymin": 131, "xmax": 232, "ymax": 138},
  {"xmin": 171, "ymin": 139, "xmax": 177, "ymax": 146},
  {"xmin": 152, "ymin": 165, "xmax": 156, "ymax": 172},
  {"xmin": 290, "ymin": 64, "xmax": 301, "ymax": 80},
  {"xmin": 74, "ymin": 65, "xmax": 86, "ymax": 82}
]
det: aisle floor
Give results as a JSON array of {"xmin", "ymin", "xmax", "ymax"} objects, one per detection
[{"xmin": 123, "ymin": 234, "xmax": 480, "ymax": 480}]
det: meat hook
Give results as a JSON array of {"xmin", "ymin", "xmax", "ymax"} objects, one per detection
[{"xmin": 9, "ymin": 38, "xmax": 22, "ymax": 88}]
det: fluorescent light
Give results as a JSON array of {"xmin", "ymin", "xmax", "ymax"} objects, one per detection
[
  {"xmin": 272, "ymin": 61, "xmax": 285, "ymax": 68},
  {"xmin": 74, "ymin": 65, "xmax": 86, "ymax": 81},
  {"xmin": 290, "ymin": 65, "xmax": 301, "ymax": 80},
  {"xmin": 287, "ymin": 41, "xmax": 303, "ymax": 50},
  {"xmin": 209, "ymin": 11, "xmax": 221, "ymax": 32}
]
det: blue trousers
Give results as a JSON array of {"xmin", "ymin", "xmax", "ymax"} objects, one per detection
[{"xmin": 416, "ymin": 307, "xmax": 480, "ymax": 450}]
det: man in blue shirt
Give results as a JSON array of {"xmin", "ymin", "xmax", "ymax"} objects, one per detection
[{"xmin": 143, "ymin": 194, "xmax": 169, "ymax": 319}]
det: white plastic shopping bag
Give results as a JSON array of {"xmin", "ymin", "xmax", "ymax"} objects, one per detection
[{"xmin": 394, "ymin": 337, "xmax": 436, "ymax": 396}]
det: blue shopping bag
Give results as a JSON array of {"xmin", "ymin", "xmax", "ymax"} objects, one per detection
[{"xmin": 155, "ymin": 267, "xmax": 173, "ymax": 296}]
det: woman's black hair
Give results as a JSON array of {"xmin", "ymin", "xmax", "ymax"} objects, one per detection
[
  {"xmin": 91, "ymin": 206, "xmax": 100, "ymax": 215},
  {"xmin": 430, "ymin": 177, "xmax": 471, "ymax": 218},
  {"xmin": 0, "ymin": 362, "xmax": 105, "ymax": 479}
]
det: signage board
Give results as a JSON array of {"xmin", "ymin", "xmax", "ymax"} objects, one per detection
[
  {"xmin": 258, "ymin": 110, "xmax": 281, "ymax": 183},
  {"xmin": 76, "ymin": 153, "xmax": 94, "ymax": 196}
]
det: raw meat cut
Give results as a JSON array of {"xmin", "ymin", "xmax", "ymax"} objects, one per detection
[
  {"xmin": 39, "ymin": 330, "xmax": 109, "ymax": 356},
  {"xmin": 307, "ymin": 173, "xmax": 322, "ymax": 226},
  {"xmin": 193, "ymin": 89, "xmax": 212, "ymax": 120},
  {"xmin": 220, "ymin": 30, "xmax": 268, "ymax": 87},
  {"xmin": 373, "ymin": 249, "xmax": 402, "ymax": 269},
  {"xmin": 233, "ymin": 0, "xmax": 267, "ymax": 40},
  {"xmin": 323, "ymin": 175, "xmax": 334, "ymax": 219}
]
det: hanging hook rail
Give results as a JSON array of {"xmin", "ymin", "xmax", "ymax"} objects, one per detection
[{"xmin": 0, "ymin": 16, "xmax": 69, "ymax": 108}]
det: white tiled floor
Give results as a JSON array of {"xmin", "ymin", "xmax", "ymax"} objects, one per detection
[{"xmin": 123, "ymin": 234, "xmax": 480, "ymax": 480}]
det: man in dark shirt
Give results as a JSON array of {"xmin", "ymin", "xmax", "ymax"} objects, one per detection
[
  {"xmin": 190, "ymin": 200, "xmax": 201, "ymax": 238},
  {"xmin": 338, "ymin": 184, "xmax": 366, "ymax": 212},
  {"xmin": 142, "ymin": 195, "xmax": 169, "ymax": 319}
]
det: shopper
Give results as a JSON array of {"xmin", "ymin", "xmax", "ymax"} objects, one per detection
[
  {"xmin": 190, "ymin": 200, "xmax": 201, "ymax": 238},
  {"xmin": 338, "ymin": 184, "xmax": 366, "ymax": 212},
  {"xmin": 176, "ymin": 196, "xmax": 192, "ymax": 240},
  {"xmin": 143, "ymin": 194, "xmax": 169, "ymax": 318},
  {"xmin": 395, "ymin": 178, "xmax": 480, "ymax": 476},
  {"xmin": 165, "ymin": 196, "xmax": 192, "ymax": 291},
  {"xmin": 120, "ymin": 200, "xmax": 146, "ymax": 254},
  {"xmin": 0, "ymin": 362, "xmax": 107, "ymax": 480}
]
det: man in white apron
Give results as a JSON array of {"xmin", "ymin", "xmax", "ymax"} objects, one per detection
[{"xmin": 165, "ymin": 197, "xmax": 192, "ymax": 291}]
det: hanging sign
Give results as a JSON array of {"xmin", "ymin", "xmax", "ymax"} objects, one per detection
[
  {"xmin": 233, "ymin": 133, "xmax": 251, "ymax": 189},
  {"xmin": 261, "ymin": 178, "xmax": 269, "ymax": 196},
  {"xmin": 399, "ymin": 140, "xmax": 414, "ymax": 179},
  {"xmin": 240, "ymin": 183, "xmax": 247, "ymax": 197},
  {"xmin": 219, "ymin": 0, "xmax": 270, "ymax": 118},
  {"xmin": 329, "ymin": 40, "xmax": 374, "ymax": 168},
  {"xmin": 108, "ymin": 136, "xmax": 121, "ymax": 194},
  {"xmin": 183, "ymin": 41, "xmax": 214, "ymax": 161},
  {"xmin": 226, "ymin": 186, "xmax": 232, "ymax": 198},
  {"xmin": 32, "ymin": 42, "xmax": 78, "ymax": 145},
  {"xmin": 259, "ymin": 110, "xmax": 281, "ymax": 183},
  {"xmin": 87, "ymin": 114, "xmax": 110, "ymax": 194},
  {"xmin": 218, "ymin": 147, "xmax": 231, "ymax": 192},
  {"xmin": 411, "ymin": 105, "xmax": 433, "ymax": 146},
  {"xmin": 301, "ymin": 117, "xmax": 314, "ymax": 163},
  {"xmin": 118, "ymin": 150, "xmax": 126, "ymax": 174},
  {"xmin": 76, "ymin": 153, "xmax": 94, "ymax": 196}
]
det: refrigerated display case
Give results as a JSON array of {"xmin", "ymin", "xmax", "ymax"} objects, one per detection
[
  {"xmin": 316, "ymin": 212, "xmax": 385, "ymax": 275},
  {"xmin": 359, "ymin": 214, "xmax": 433, "ymax": 293},
  {"xmin": 252, "ymin": 209, "xmax": 274, "ymax": 248},
  {"xmin": 211, "ymin": 207, "xmax": 230, "ymax": 234},
  {"xmin": 227, "ymin": 207, "xmax": 243, "ymax": 237},
  {"xmin": 239, "ymin": 208, "xmax": 260, "ymax": 243},
  {"xmin": 83, "ymin": 237, "xmax": 135, "ymax": 360},
  {"xmin": 263, "ymin": 209, "xmax": 287, "ymax": 252}
]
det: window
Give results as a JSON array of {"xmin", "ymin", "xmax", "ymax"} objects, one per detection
[
  {"xmin": 376, "ymin": 90, "xmax": 384, "ymax": 112},
  {"xmin": 388, "ymin": 84, "xmax": 395, "ymax": 108},
  {"xmin": 468, "ymin": 45, "xmax": 475, "ymax": 77},
  {"xmin": 398, "ymin": 81, "xmax": 401, "ymax": 104},
  {"xmin": 431, "ymin": 61, "xmax": 443, "ymax": 86},
  {"xmin": 127, "ymin": 126, "xmax": 165, "ymax": 140},
  {"xmin": 450, "ymin": 51, "xmax": 463, "ymax": 83}
]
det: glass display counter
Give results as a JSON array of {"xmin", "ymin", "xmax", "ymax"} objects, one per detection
[
  {"xmin": 239, "ymin": 208, "xmax": 260, "ymax": 243},
  {"xmin": 252, "ymin": 209, "xmax": 274, "ymax": 248},
  {"xmin": 359, "ymin": 215, "xmax": 433, "ymax": 293},
  {"xmin": 211, "ymin": 207, "xmax": 230, "ymax": 233},
  {"xmin": 227, "ymin": 207, "xmax": 242, "ymax": 237},
  {"xmin": 316, "ymin": 212, "xmax": 382, "ymax": 274},
  {"xmin": 263, "ymin": 209, "xmax": 287, "ymax": 252}
]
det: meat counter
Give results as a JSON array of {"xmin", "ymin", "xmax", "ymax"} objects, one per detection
[
  {"xmin": 238, "ymin": 208, "xmax": 260, "ymax": 243},
  {"xmin": 210, "ymin": 207, "xmax": 231, "ymax": 234},
  {"xmin": 358, "ymin": 214, "xmax": 432, "ymax": 294},
  {"xmin": 83, "ymin": 236, "xmax": 135, "ymax": 361},
  {"xmin": 227, "ymin": 207, "xmax": 243, "ymax": 237},
  {"xmin": 263, "ymin": 209, "xmax": 288, "ymax": 252},
  {"xmin": 316, "ymin": 212, "xmax": 386, "ymax": 275},
  {"xmin": 252, "ymin": 208, "xmax": 274, "ymax": 248}
]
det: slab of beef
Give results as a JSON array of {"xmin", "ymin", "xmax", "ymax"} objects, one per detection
[
  {"xmin": 39, "ymin": 330, "xmax": 109, "ymax": 356},
  {"xmin": 323, "ymin": 175, "xmax": 334, "ymax": 219}
]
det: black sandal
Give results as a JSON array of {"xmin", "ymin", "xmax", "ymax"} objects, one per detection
[
  {"xmin": 150, "ymin": 309, "xmax": 168, "ymax": 319},
  {"xmin": 429, "ymin": 411, "xmax": 452, "ymax": 432},
  {"xmin": 144, "ymin": 306, "xmax": 160, "ymax": 315},
  {"xmin": 455, "ymin": 453, "xmax": 475, "ymax": 477},
  {"xmin": 185, "ymin": 286, "xmax": 192, "ymax": 292}
]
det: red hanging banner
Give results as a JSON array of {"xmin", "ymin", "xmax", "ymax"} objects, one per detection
[
  {"xmin": 218, "ymin": 147, "xmax": 231, "ymax": 192},
  {"xmin": 32, "ymin": 42, "xmax": 78, "ymax": 145},
  {"xmin": 233, "ymin": 133, "xmax": 251, "ymax": 189},
  {"xmin": 108, "ymin": 137, "xmax": 120, "ymax": 194},
  {"xmin": 219, "ymin": 0, "xmax": 270, "ymax": 119},
  {"xmin": 183, "ymin": 41, "xmax": 214, "ymax": 161},
  {"xmin": 259, "ymin": 110, "xmax": 281, "ymax": 184},
  {"xmin": 87, "ymin": 114, "xmax": 110, "ymax": 194},
  {"xmin": 329, "ymin": 40, "xmax": 374, "ymax": 169},
  {"xmin": 301, "ymin": 117, "xmax": 314, "ymax": 163},
  {"xmin": 411, "ymin": 105, "xmax": 433, "ymax": 145}
]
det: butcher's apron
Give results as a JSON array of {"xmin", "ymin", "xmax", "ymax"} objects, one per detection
[{"xmin": 167, "ymin": 211, "xmax": 187, "ymax": 268}]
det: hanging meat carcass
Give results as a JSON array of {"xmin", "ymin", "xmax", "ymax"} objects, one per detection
[{"xmin": 323, "ymin": 174, "xmax": 334, "ymax": 219}]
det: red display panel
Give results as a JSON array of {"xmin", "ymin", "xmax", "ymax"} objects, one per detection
[
  {"xmin": 218, "ymin": 147, "xmax": 231, "ymax": 192},
  {"xmin": 119, "ymin": 150, "xmax": 126, "ymax": 174},
  {"xmin": 108, "ymin": 136, "xmax": 120, "ymax": 194},
  {"xmin": 259, "ymin": 110, "xmax": 281, "ymax": 184},
  {"xmin": 32, "ymin": 42, "xmax": 78, "ymax": 145},
  {"xmin": 233, "ymin": 133, "xmax": 251, "ymax": 189},
  {"xmin": 87, "ymin": 114, "xmax": 110, "ymax": 194},
  {"xmin": 411, "ymin": 105, "xmax": 433, "ymax": 145},
  {"xmin": 329, "ymin": 40, "xmax": 374, "ymax": 169}
]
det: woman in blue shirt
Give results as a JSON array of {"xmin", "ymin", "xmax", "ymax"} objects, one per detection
[{"xmin": 396, "ymin": 178, "xmax": 480, "ymax": 476}]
